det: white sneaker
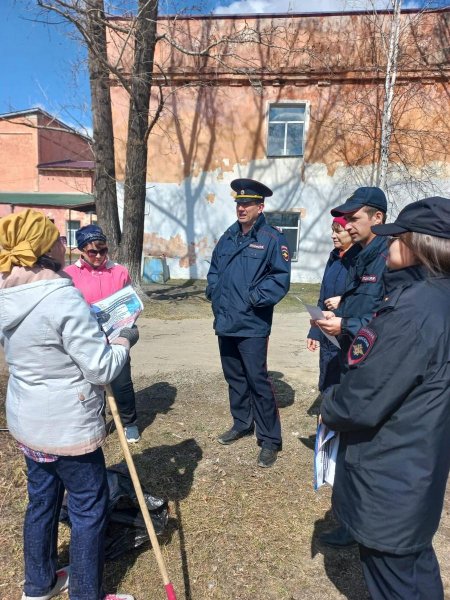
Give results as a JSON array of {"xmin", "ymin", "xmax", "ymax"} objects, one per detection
[
  {"xmin": 22, "ymin": 566, "xmax": 70, "ymax": 600},
  {"xmin": 124, "ymin": 425, "xmax": 140, "ymax": 443},
  {"xmin": 104, "ymin": 594, "xmax": 135, "ymax": 600}
]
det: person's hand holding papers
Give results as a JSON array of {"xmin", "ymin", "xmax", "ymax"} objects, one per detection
[
  {"xmin": 305, "ymin": 304, "xmax": 341, "ymax": 348},
  {"xmin": 315, "ymin": 311, "xmax": 343, "ymax": 336}
]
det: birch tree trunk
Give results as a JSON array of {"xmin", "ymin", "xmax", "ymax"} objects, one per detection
[{"xmin": 377, "ymin": 0, "xmax": 402, "ymax": 190}]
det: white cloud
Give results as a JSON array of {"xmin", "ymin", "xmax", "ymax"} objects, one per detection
[{"xmin": 212, "ymin": 0, "xmax": 426, "ymax": 14}]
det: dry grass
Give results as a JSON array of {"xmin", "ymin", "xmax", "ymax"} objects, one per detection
[
  {"xmin": 0, "ymin": 371, "xmax": 366, "ymax": 600},
  {"xmin": 1, "ymin": 285, "xmax": 449, "ymax": 600},
  {"xmin": 141, "ymin": 281, "xmax": 321, "ymax": 320}
]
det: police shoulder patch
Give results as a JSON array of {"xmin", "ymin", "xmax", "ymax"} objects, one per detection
[
  {"xmin": 280, "ymin": 245, "xmax": 290, "ymax": 261},
  {"xmin": 348, "ymin": 327, "xmax": 377, "ymax": 366}
]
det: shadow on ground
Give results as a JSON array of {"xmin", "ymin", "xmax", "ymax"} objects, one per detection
[
  {"xmin": 105, "ymin": 438, "xmax": 203, "ymax": 598},
  {"xmin": 270, "ymin": 371, "xmax": 295, "ymax": 408},
  {"xmin": 144, "ymin": 279, "xmax": 207, "ymax": 302},
  {"xmin": 311, "ymin": 510, "xmax": 370, "ymax": 600}
]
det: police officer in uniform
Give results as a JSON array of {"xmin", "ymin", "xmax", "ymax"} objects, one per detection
[
  {"xmin": 321, "ymin": 196, "xmax": 450, "ymax": 599},
  {"xmin": 316, "ymin": 186, "xmax": 388, "ymax": 547},
  {"xmin": 317, "ymin": 187, "xmax": 388, "ymax": 356},
  {"xmin": 206, "ymin": 178, "xmax": 291, "ymax": 468}
]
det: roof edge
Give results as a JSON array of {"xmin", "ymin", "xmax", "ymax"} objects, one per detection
[
  {"xmin": 107, "ymin": 6, "xmax": 450, "ymax": 21},
  {"xmin": 0, "ymin": 108, "xmax": 92, "ymax": 143}
]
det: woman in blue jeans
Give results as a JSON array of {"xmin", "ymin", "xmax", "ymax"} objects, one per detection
[{"xmin": 0, "ymin": 210, "xmax": 137, "ymax": 600}]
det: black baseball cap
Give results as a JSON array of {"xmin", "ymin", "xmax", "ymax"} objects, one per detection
[
  {"xmin": 231, "ymin": 178, "xmax": 273, "ymax": 203},
  {"xmin": 331, "ymin": 186, "xmax": 387, "ymax": 216},
  {"xmin": 372, "ymin": 196, "xmax": 450, "ymax": 239}
]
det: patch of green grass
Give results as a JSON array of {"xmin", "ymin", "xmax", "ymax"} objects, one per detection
[
  {"xmin": 140, "ymin": 280, "xmax": 320, "ymax": 319},
  {"xmin": 277, "ymin": 283, "xmax": 321, "ymax": 313}
]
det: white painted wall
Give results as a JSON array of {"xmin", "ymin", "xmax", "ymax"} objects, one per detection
[{"xmin": 118, "ymin": 160, "xmax": 450, "ymax": 283}]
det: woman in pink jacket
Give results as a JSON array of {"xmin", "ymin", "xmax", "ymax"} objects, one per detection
[{"xmin": 65, "ymin": 225, "xmax": 140, "ymax": 443}]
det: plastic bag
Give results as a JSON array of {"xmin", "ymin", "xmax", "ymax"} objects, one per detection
[{"xmin": 60, "ymin": 463, "xmax": 169, "ymax": 560}]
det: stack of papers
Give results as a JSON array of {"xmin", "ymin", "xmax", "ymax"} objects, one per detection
[
  {"xmin": 314, "ymin": 423, "xmax": 340, "ymax": 490},
  {"xmin": 91, "ymin": 285, "xmax": 143, "ymax": 341}
]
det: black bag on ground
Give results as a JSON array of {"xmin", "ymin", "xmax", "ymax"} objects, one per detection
[{"xmin": 59, "ymin": 463, "xmax": 169, "ymax": 560}]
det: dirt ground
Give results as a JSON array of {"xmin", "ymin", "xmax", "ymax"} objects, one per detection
[{"xmin": 0, "ymin": 290, "xmax": 448, "ymax": 600}]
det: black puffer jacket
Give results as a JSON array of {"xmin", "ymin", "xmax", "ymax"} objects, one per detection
[{"xmin": 321, "ymin": 266, "xmax": 450, "ymax": 554}]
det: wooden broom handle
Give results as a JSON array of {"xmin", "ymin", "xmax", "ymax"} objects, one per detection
[{"xmin": 106, "ymin": 385, "xmax": 172, "ymax": 587}]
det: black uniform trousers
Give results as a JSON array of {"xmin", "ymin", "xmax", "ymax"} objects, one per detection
[
  {"xmin": 218, "ymin": 336, "xmax": 281, "ymax": 450},
  {"xmin": 359, "ymin": 544, "xmax": 444, "ymax": 600}
]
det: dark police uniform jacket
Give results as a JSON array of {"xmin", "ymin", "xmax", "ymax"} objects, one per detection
[
  {"xmin": 335, "ymin": 235, "xmax": 387, "ymax": 352},
  {"xmin": 308, "ymin": 244, "xmax": 361, "ymax": 390},
  {"xmin": 206, "ymin": 213, "xmax": 291, "ymax": 337},
  {"xmin": 321, "ymin": 265, "xmax": 450, "ymax": 554}
]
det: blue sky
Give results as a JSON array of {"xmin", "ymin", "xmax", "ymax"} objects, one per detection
[{"xmin": 1, "ymin": 0, "xmax": 447, "ymax": 133}]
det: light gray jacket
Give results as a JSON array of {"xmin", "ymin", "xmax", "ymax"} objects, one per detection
[{"xmin": 0, "ymin": 275, "xmax": 128, "ymax": 455}]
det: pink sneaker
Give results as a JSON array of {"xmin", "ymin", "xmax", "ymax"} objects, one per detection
[
  {"xmin": 103, "ymin": 595, "xmax": 134, "ymax": 600},
  {"xmin": 22, "ymin": 566, "xmax": 70, "ymax": 600}
]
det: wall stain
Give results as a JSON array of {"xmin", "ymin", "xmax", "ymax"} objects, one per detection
[{"xmin": 143, "ymin": 232, "xmax": 210, "ymax": 268}]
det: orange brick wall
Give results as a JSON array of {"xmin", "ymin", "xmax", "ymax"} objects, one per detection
[{"xmin": 0, "ymin": 115, "xmax": 39, "ymax": 192}]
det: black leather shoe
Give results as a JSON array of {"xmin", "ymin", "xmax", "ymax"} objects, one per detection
[
  {"xmin": 217, "ymin": 427, "xmax": 253, "ymax": 445},
  {"xmin": 257, "ymin": 447, "xmax": 278, "ymax": 468},
  {"xmin": 319, "ymin": 525, "xmax": 356, "ymax": 547}
]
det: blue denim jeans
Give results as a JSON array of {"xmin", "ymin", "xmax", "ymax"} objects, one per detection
[{"xmin": 24, "ymin": 448, "xmax": 109, "ymax": 600}]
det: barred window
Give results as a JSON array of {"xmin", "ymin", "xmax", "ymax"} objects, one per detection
[{"xmin": 265, "ymin": 211, "xmax": 301, "ymax": 261}]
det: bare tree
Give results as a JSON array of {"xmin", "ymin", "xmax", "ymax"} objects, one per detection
[
  {"xmin": 85, "ymin": 0, "xmax": 122, "ymax": 251},
  {"xmin": 36, "ymin": 0, "xmax": 159, "ymax": 282},
  {"xmin": 320, "ymin": 3, "xmax": 450, "ymax": 208},
  {"xmin": 378, "ymin": 0, "xmax": 402, "ymax": 190},
  {"xmin": 34, "ymin": 1, "xmax": 316, "ymax": 282}
]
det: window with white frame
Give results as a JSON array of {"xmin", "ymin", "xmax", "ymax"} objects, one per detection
[
  {"xmin": 267, "ymin": 104, "xmax": 306, "ymax": 157},
  {"xmin": 66, "ymin": 220, "xmax": 80, "ymax": 248},
  {"xmin": 264, "ymin": 211, "xmax": 301, "ymax": 261}
]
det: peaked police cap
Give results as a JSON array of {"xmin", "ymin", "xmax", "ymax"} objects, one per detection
[
  {"xmin": 331, "ymin": 186, "xmax": 387, "ymax": 216},
  {"xmin": 372, "ymin": 196, "xmax": 450, "ymax": 239},
  {"xmin": 231, "ymin": 178, "xmax": 273, "ymax": 203}
]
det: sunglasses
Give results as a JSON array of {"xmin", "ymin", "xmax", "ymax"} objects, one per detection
[{"xmin": 85, "ymin": 247, "xmax": 108, "ymax": 258}]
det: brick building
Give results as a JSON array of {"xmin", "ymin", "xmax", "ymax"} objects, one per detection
[
  {"xmin": 109, "ymin": 8, "xmax": 450, "ymax": 282},
  {"xmin": 0, "ymin": 108, "xmax": 95, "ymax": 249}
]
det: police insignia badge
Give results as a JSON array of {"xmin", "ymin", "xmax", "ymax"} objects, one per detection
[
  {"xmin": 348, "ymin": 327, "xmax": 377, "ymax": 366},
  {"xmin": 281, "ymin": 245, "xmax": 289, "ymax": 261}
]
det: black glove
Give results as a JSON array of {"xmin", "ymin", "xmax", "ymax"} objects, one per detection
[{"xmin": 118, "ymin": 325, "xmax": 139, "ymax": 347}]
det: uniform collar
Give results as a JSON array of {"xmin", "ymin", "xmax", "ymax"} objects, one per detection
[
  {"xmin": 229, "ymin": 213, "xmax": 266, "ymax": 239},
  {"xmin": 383, "ymin": 264, "xmax": 427, "ymax": 294},
  {"xmin": 378, "ymin": 265, "xmax": 427, "ymax": 311},
  {"xmin": 353, "ymin": 235, "xmax": 387, "ymax": 276},
  {"xmin": 358, "ymin": 235, "xmax": 387, "ymax": 261}
]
